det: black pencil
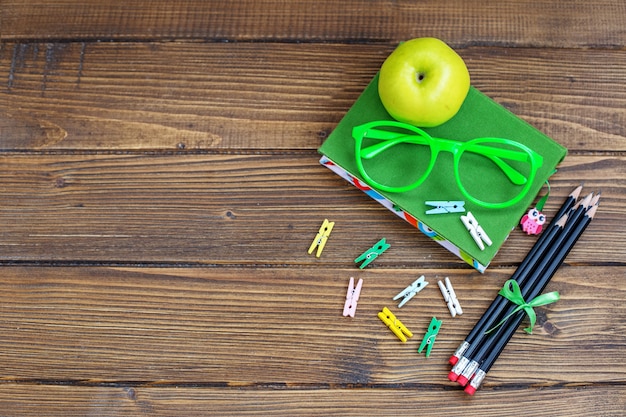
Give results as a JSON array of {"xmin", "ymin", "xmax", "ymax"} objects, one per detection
[
  {"xmin": 449, "ymin": 192, "xmax": 591, "ymax": 381},
  {"xmin": 464, "ymin": 202, "xmax": 598, "ymax": 395},
  {"xmin": 454, "ymin": 195, "xmax": 593, "ymax": 385},
  {"xmin": 448, "ymin": 214, "xmax": 567, "ymax": 381},
  {"xmin": 452, "ymin": 193, "xmax": 593, "ymax": 383},
  {"xmin": 553, "ymin": 184, "xmax": 583, "ymax": 224},
  {"xmin": 448, "ymin": 185, "xmax": 583, "ymax": 367}
]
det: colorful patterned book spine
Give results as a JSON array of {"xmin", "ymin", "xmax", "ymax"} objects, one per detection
[{"xmin": 320, "ymin": 155, "xmax": 487, "ymax": 272}]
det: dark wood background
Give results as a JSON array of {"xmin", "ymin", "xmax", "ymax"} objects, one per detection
[{"xmin": 1, "ymin": 1, "xmax": 624, "ymax": 415}]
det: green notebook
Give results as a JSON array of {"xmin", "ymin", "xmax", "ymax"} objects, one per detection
[{"xmin": 319, "ymin": 73, "xmax": 567, "ymax": 271}]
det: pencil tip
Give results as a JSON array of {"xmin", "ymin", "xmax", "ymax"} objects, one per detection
[
  {"xmin": 556, "ymin": 213, "xmax": 569, "ymax": 227},
  {"xmin": 580, "ymin": 192, "xmax": 593, "ymax": 208},
  {"xmin": 571, "ymin": 184, "xmax": 583, "ymax": 200},
  {"xmin": 591, "ymin": 193, "xmax": 601, "ymax": 206},
  {"xmin": 586, "ymin": 204, "xmax": 599, "ymax": 218}
]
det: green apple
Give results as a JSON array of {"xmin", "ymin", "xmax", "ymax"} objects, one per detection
[{"xmin": 378, "ymin": 37, "xmax": 470, "ymax": 127}]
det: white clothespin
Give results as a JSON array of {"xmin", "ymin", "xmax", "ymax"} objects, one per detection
[
  {"xmin": 343, "ymin": 277, "xmax": 363, "ymax": 317},
  {"xmin": 461, "ymin": 211, "xmax": 492, "ymax": 251},
  {"xmin": 438, "ymin": 277, "xmax": 462, "ymax": 317},
  {"xmin": 393, "ymin": 275, "xmax": 428, "ymax": 308}
]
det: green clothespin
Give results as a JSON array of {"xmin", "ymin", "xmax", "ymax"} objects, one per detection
[
  {"xmin": 354, "ymin": 238, "xmax": 390, "ymax": 269},
  {"xmin": 418, "ymin": 317, "xmax": 442, "ymax": 357}
]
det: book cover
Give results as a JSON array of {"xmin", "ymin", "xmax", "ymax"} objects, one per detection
[{"xmin": 319, "ymin": 73, "xmax": 567, "ymax": 271}]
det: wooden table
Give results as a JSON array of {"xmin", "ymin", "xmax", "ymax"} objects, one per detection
[{"xmin": 1, "ymin": 1, "xmax": 625, "ymax": 415}]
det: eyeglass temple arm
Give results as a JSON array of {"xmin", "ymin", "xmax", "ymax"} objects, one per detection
[
  {"xmin": 466, "ymin": 144, "xmax": 538, "ymax": 185},
  {"xmin": 357, "ymin": 131, "xmax": 429, "ymax": 159},
  {"xmin": 358, "ymin": 132, "xmax": 533, "ymax": 186}
]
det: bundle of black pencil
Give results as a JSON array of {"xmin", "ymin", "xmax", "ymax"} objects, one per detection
[{"xmin": 447, "ymin": 185, "xmax": 599, "ymax": 395}]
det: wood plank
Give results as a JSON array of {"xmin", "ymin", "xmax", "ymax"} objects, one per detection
[
  {"xmin": 0, "ymin": 384, "xmax": 623, "ymax": 416},
  {"xmin": 3, "ymin": 1, "xmax": 625, "ymax": 48},
  {"xmin": 2, "ymin": 42, "xmax": 624, "ymax": 151},
  {"xmin": 0, "ymin": 153, "xmax": 622, "ymax": 265},
  {"xmin": 0, "ymin": 266, "xmax": 624, "ymax": 385},
  {"xmin": 2, "ymin": 1, "xmax": 624, "ymax": 416}
]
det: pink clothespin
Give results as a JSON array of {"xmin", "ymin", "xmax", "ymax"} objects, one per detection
[{"xmin": 343, "ymin": 277, "xmax": 363, "ymax": 317}]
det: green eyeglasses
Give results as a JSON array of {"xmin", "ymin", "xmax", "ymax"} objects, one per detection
[{"xmin": 352, "ymin": 120, "xmax": 544, "ymax": 209}]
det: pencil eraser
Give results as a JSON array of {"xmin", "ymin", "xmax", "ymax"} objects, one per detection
[
  {"xmin": 449, "ymin": 356, "xmax": 459, "ymax": 366},
  {"xmin": 448, "ymin": 371, "xmax": 459, "ymax": 382},
  {"xmin": 457, "ymin": 375, "xmax": 469, "ymax": 386},
  {"xmin": 464, "ymin": 385, "xmax": 477, "ymax": 396}
]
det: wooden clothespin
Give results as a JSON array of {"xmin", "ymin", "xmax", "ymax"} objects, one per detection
[
  {"xmin": 461, "ymin": 211, "xmax": 492, "ymax": 250},
  {"xmin": 418, "ymin": 316, "xmax": 442, "ymax": 357},
  {"xmin": 438, "ymin": 277, "xmax": 463, "ymax": 317},
  {"xmin": 378, "ymin": 307, "xmax": 413, "ymax": 343},
  {"xmin": 308, "ymin": 219, "xmax": 334, "ymax": 258},
  {"xmin": 393, "ymin": 275, "xmax": 428, "ymax": 308},
  {"xmin": 355, "ymin": 238, "xmax": 390, "ymax": 269},
  {"xmin": 342, "ymin": 277, "xmax": 363, "ymax": 318}
]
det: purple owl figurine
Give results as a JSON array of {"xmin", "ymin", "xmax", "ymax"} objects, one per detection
[{"xmin": 520, "ymin": 207, "xmax": 546, "ymax": 235}]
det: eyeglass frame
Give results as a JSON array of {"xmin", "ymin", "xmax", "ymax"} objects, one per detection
[{"xmin": 352, "ymin": 120, "xmax": 544, "ymax": 209}]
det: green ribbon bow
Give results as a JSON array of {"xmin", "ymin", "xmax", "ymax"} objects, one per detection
[{"xmin": 486, "ymin": 279, "xmax": 560, "ymax": 335}]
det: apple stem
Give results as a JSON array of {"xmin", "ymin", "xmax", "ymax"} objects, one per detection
[{"xmin": 416, "ymin": 72, "xmax": 425, "ymax": 83}]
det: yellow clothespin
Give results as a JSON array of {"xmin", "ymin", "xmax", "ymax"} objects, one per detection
[
  {"xmin": 308, "ymin": 219, "xmax": 334, "ymax": 258},
  {"xmin": 378, "ymin": 307, "xmax": 413, "ymax": 343}
]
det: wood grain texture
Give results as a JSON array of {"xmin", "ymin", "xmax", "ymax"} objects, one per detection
[
  {"xmin": 1, "ymin": 1, "xmax": 625, "ymax": 415},
  {"xmin": 0, "ymin": 385, "xmax": 622, "ymax": 416},
  {"xmin": 1, "ymin": 42, "xmax": 625, "ymax": 151},
  {"xmin": 0, "ymin": 153, "xmax": 623, "ymax": 265},
  {"xmin": 3, "ymin": 1, "xmax": 625, "ymax": 48},
  {"xmin": 0, "ymin": 266, "xmax": 623, "ymax": 385}
]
